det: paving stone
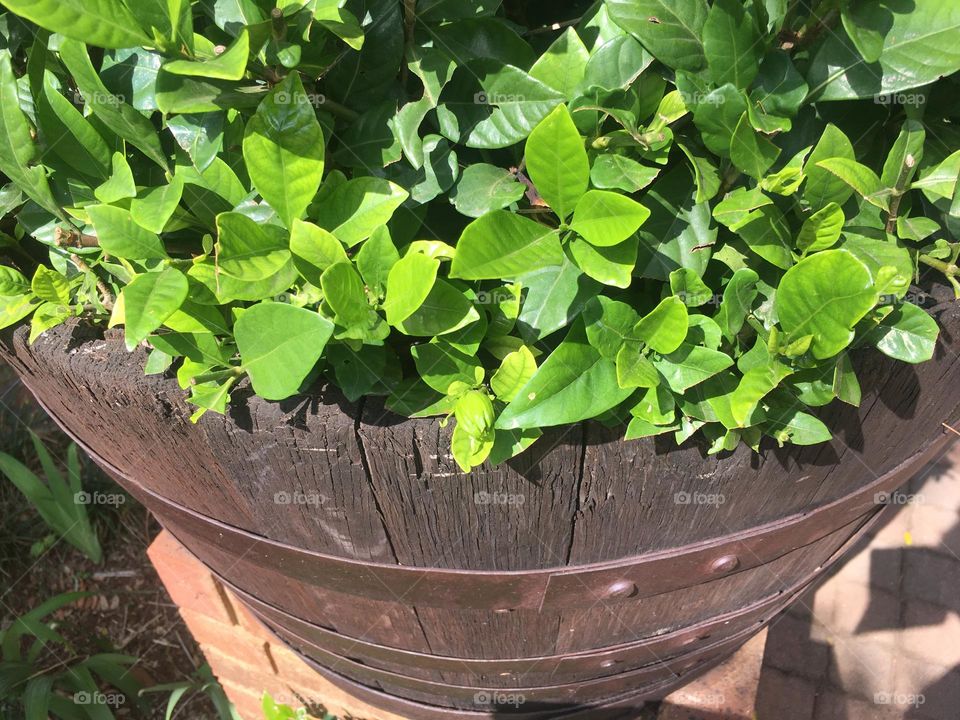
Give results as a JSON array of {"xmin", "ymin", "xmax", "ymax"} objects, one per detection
[
  {"xmin": 825, "ymin": 637, "xmax": 896, "ymax": 699},
  {"xmin": 892, "ymin": 652, "xmax": 960, "ymax": 720},
  {"xmin": 832, "ymin": 543, "xmax": 901, "ymax": 593},
  {"xmin": 902, "ymin": 548, "xmax": 960, "ymax": 612},
  {"xmin": 763, "ymin": 613, "xmax": 831, "ymax": 680},
  {"xmin": 813, "ymin": 688, "xmax": 901, "ymax": 720},
  {"xmin": 900, "ymin": 599, "xmax": 960, "ymax": 664},
  {"xmin": 907, "ymin": 504, "xmax": 960, "ymax": 556},
  {"xmin": 828, "ymin": 581, "xmax": 901, "ymax": 636},
  {"xmin": 755, "ymin": 667, "xmax": 816, "ymax": 720}
]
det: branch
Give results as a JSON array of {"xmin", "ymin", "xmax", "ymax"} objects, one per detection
[{"xmin": 69, "ymin": 254, "xmax": 115, "ymax": 311}]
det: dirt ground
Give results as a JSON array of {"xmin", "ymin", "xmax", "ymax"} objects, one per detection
[{"xmin": 0, "ymin": 362, "xmax": 224, "ymax": 719}]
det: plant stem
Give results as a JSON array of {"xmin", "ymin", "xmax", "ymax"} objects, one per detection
[
  {"xmin": 190, "ymin": 367, "xmax": 243, "ymax": 385},
  {"xmin": 885, "ymin": 153, "xmax": 918, "ymax": 234},
  {"xmin": 320, "ymin": 96, "xmax": 360, "ymax": 121},
  {"xmin": 70, "ymin": 254, "xmax": 115, "ymax": 311},
  {"xmin": 918, "ymin": 254, "xmax": 959, "ymax": 276}
]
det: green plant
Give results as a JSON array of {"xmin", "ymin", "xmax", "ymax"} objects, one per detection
[
  {"xmin": 0, "ymin": 434, "xmax": 103, "ymax": 562},
  {"xmin": 261, "ymin": 691, "xmax": 338, "ymax": 720},
  {"xmin": 140, "ymin": 663, "xmax": 241, "ymax": 720},
  {"xmin": 0, "ymin": 592, "xmax": 146, "ymax": 719},
  {"xmin": 0, "ymin": 0, "xmax": 956, "ymax": 469}
]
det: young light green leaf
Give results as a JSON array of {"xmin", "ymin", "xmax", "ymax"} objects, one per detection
[
  {"xmin": 320, "ymin": 262, "xmax": 368, "ymax": 327},
  {"xmin": 451, "ymin": 211, "xmax": 563, "ymax": 280},
  {"xmin": 88, "ymin": 205, "xmax": 169, "ymax": 260},
  {"xmin": 122, "ymin": 268, "xmax": 189, "ymax": 350},
  {"xmin": 729, "ymin": 362, "xmax": 792, "ymax": 427},
  {"xmin": 216, "ymin": 213, "xmax": 290, "ymax": 281},
  {"xmin": 590, "ymin": 155, "xmax": 660, "ymax": 193},
  {"xmin": 384, "ymin": 252, "xmax": 440, "ymax": 325},
  {"xmin": 797, "ymin": 202, "xmax": 845, "ymax": 255},
  {"xmin": 815, "ymin": 158, "xmax": 891, "ymax": 211},
  {"xmin": 634, "ymin": 296, "xmax": 688, "ymax": 354},
  {"xmin": 94, "ymin": 152, "xmax": 136, "ymax": 204},
  {"xmin": 715, "ymin": 268, "xmax": 759, "ymax": 341},
  {"xmin": 314, "ymin": 178, "xmax": 409, "ymax": 247},
  {"xmin": 397, "ymin": 279, "xmax": 480, "ymax": 337},
  {"xmin": 31, "ymin": 266, "xmax": 70, "ymax": 305},
  {"xmin": 491, "ymin": 346, "xmax": 538, "ymax": 402},
  {"xmin": 653, "ymin": 343, "xmax": 734, "ymax": 393},
  {"xmin": 495, "ymin": 335, "xmax": 633, "ymax": 430},
  {"xmin": 130, "ymin": 178, "xmax": 185, "ymax": 235},
  {"xmin": 524, "ymin": 104, "xmax": 589, "ymax": 220},
  {"xmin": 615, "ymin": 345, "xmax": 659, "ymax": 389},
  {"xmin": 451, "ymin": 164, "xmax": 526, "ymax": 219},
  {"xmin": 775, "ymin": 249, "xmax": 878, "ymax": 360},
  {"xmin": 290, "ymin": 220, "xmax": 348, "ymax": 286},
  {"xmin": 163, "ymin": 29, "xmax": 250, "ymax": 80},
  {"xmin": 568, "ymin": 235, "xmax": 638, "ymax": 288},
  {"xmin": 803, "ymin": 124, "xmax": 856, "ymax": 210},
  {"xmin": 730, "ymin": 114, "xmax": 780, "ymax": 180},
  {"xmin": 865, "ymin": 301, "xmax": 939, "ymax": 364},
  {"xmin": 570, "ymin": 190, "xmax": 650, "ymax": 247},
  {"xmin": 412, "ymin": 341, "xmax": 484, "ymax": 395},
  {"xmin": 529, "ymin": 27, "xmax": 590, "ymax": 98},
  {"xmin": 235, "ymin": 303, "xmax": 334, "ymax": 401},
  {"xmin": 243, "ymin": 73, "xmax": 324, "ymax": 228}
]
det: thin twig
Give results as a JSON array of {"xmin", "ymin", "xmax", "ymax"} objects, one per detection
[{"xmin": 70, "ymin": 254, "xmax": 115, "ymax": 311}]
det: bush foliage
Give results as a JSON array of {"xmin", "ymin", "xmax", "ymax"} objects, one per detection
[{"xmin": 0, "ymin": 0, "xmax": 958, "ymax": 470}]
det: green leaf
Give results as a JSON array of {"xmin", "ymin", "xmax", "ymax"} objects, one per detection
[
  {"xmin": 803, "ymin": 124, "xmax": 856, "ymax": 210},
  {"xmin": 809, "ymin": 1, "xmax": 960, "ymax": 101},
  {"xmin": 451, "ymin": 164, "xmax": 525, "ymax": 219},
  {"xmin": 678, "ymin": 144, "xmax": 721, "ymax": 204},
  {"xmin": 39, "ymin": 74, "xmax": 112, "ymax": 179},
  {"xmin": 413, "ymin": 341, "xmax": 484, "ymax": 395},
  {"xmin": 289, "ymin": 220, "xmax": 348, "ymax": 286},
  {"xmin": 384, "ymin": 252, "xmax": 440, "ymax": 325},
  {"xmin": 130, "ymin": 177, "xmax": 185, "ymax": 234},
  {"xmin": 653, "ymin": 343, "xmax": 734, "ymax": 393},
  {"xmin": 578, "ymin": 34, "xmax": 653, "ymax": 93},
  {"xmin": 314, "ymin": 178, "xmax": 409, "ymax": 247},
  {"xmin": 590, "ymin": 155, "xmax": 660, "ymax": 193},
  {"xmin": 865, "ymin": 301, "xmax": 939, "ymax": 364},
  {"xmin": 625, "ymin": 417, "xmax": 678, "ymax": 440},
  {"xmin": 529, "ymin": 27, "xmax": 590, "ymax": 98},
  {"xmin": 797, "ymin": 202, "xmax": 845, "ymax": 255},
  {"xmin": 0, "ymin": 52, "xmax": 61, "ymax": 219},
  {"xmin": 243, "ymin": 73, "xmax": 324, "ymax": 228},
  {"xmin": 451, "ymin": 210, "xmax": 563, "ymax": 280},
  {"xmin": 730, "ymin": 114, "xmax": 780, "ymax": 181},
  {"xmin": 58, "ymin": 40, "xmax": 168, "ymax": 170},
  {"xmin": 570, "ymin": 190, "xmax": 650, "ymax": 247},
  {"xmin": 616, "ymin": 345, "xmax": 659, "ymax": 389},
  {"xmin": 0, "ymin": 0, "xmax": 149, "ymax": 48},
  {"xmin": 775, "ymin": 249, "xmax": 878, "ymax": 360},
  {"xmin": 729, "ymin": 362, "xmax": 792, "ymax": 427},
  {"xmin": 690, "ymin": 84, "xmax": 747, "ymax": 157},
  {"xmin": 568, "ymin": 235, "xmax": 638, "ymax": 288},
  {"xmin": 764, "ymin": 404, "xmax": 831, "ymax": 445},
  {"xmin": 516, "ymin": 258, "xmax": 598, "ymax": 342},
  {"xmin": 88, "ymin": 205, "xmax": 169, "ymax": 260},
  {"xmin": 460, "ymin": 62, "xmax": 566, "ymax": 149},
  {"xmin": 235, "ymin": 302, "xmax": 334, "ymax": 401},
  {"xmin": 495, "ymin": 333, "xmax": 633, "ymax": 430},
  {"xmin": 491, "ymin": 346, "xmax": 537, "ymax": 402},
  {"xmin": 583, "ymin": 296, "xmax": 639, "ymax": 360},
  {"xmin": 0, "ymin": 266, "xmax": 29, "ymax": 296},
  {"xmin": 669, "ymin": 267, "xmax": 713, "ymax": 307},
  {"xmin": 216, "ymin": 213, "xmax": 290, "ymax": 281},
  {"xmin": 523, "ymin": 104, "xmax": 589, "ymax": 221},
  {"xmin": 715, "ymin": 268, "xmax": 759, "ymax": 341},
  {"xmin": 752, "ymin": 51, "xmax": 807, "ymax": 117},
  {"xmin": 356, "ymin": 226, "xmax": 399, "ymax": 297},
  {"xmin": 397, "ymin": 279, "xmax": 480, "ymax": 337},
  {"xmin": 31, "ymin": 266, "xmax": 70, "ymax": 304},
  {"xmin": 122, "ymin": 268, "xmax": 189, "ymax": 350},
  {"xmin": 605, "ymin": 0, "xmax": 708, "ymax": 72},
  {"xmin": 164, "ymin": 28, "xmax": 250, "ymax": 80},
  {"xmin": 320, "ymin": 262, "xmax": 368, "ymax": 327},
  {"xmin": 703, "ymin": 0, "xmax": 761, "ymax": 89},
  {"xmin": 815, "ymin": 158, "xmax": 891, "ymax": 211},
  {"xmin": 0, "ymin": 295, "xmax": 41, "ymax": 330},
  {"xmin": 736, "ymin": 206, "xmax": 794, "ymax": 270},
  {"xmin": 634, "ymin": 296, "xmax": 688, "ymax": 354}
]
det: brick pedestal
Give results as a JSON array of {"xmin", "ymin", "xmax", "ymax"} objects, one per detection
[{"xmin": 147, "ymin": 530, "xmax": 766, "ymax": 720}]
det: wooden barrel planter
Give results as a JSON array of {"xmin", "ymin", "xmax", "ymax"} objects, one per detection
[{"xmin": 3, "ymin": 283, "xmax": 960, "ymax": 718}]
